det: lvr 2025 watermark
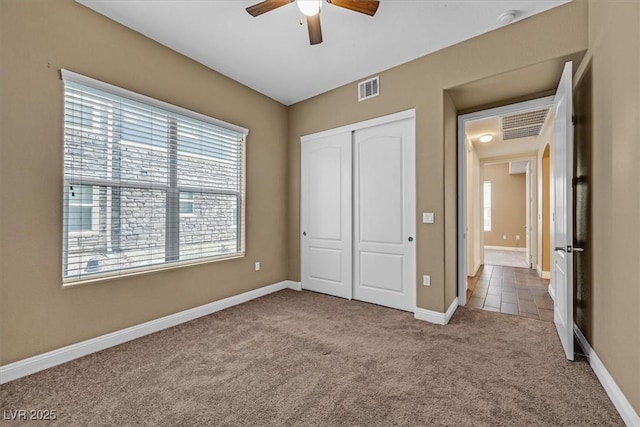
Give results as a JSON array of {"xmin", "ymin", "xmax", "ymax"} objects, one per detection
[{"xmin": 3, "ymin": 409, "xmax": 57, "ymax": 421}]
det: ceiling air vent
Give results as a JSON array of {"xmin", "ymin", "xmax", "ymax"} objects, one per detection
[
  {"xmin": 358, "ymin": 76, "xmax": 379, "ymax": 101},
  {"xmin": 501, "ymin": 108, "xmax": 550, "ymax": 140}
]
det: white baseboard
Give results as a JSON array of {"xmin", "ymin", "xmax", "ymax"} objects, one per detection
[
  {"xmin": 548, "ymin": 283, "xmax": 555, "ymax": 301},
  {"xmin": 414, "ymin": 297, "xmax": 459, "ymax": 325},
  {"xmin": 484, "ymin": 245, "xmax": 526, "ymax": 252},
  {"xmin": 470, "ymin": 263, "xmax": 482, "ymax": 277},
  {"xmin": 536, "ymin": 266, "xmax": 551, "ymax": 280},
  {"xmin": 286, "ymin": 280, "xmax": 302, "ymax": 291},
  {"xmin": 0, "ymin": 280, "xmax": 296, "ymax": 384},
  {"xmin": 574, "ymin": 324, "xmax": 640, "ymax": 427}
]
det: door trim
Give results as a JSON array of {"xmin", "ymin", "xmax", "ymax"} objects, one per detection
[
  {"xmin": 301, "ymin": 109, "xmax": 416, "ymax": 143},
  {"xmin": 457, "ymin": 97, "xmax": 553, "ymax": 306}
]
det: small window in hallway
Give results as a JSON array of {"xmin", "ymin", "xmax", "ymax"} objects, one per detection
[{"xmin": 483, "ymin": 181, "xmax": 492, "ymax": 231}]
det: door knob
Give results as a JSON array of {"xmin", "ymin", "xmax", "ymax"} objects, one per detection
[
  {"xmin": 303, "ymin": 231, "xmax": 307, "ymax": 236},
  {"xmin": 555, "ymin": 245, "xmax": 584, "ymax": 253},
  {"xmin": 408, "ymin": 237, "xmax": 414, "ymax": 242}
]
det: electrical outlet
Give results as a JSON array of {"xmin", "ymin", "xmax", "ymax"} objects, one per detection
[
  {"xmin": 516, "ymin": 235, "xmax": 521, "ymax": 241},
  {"xmin": 423, "ymin": 275, "xmax": 431, "ymax": 286},
  {"xmin": 503, "ymin": 235, "xmax": 507, "ymax": 240},
  {"xmin": 255, "ymin": 262, "xmax": 260, "ymax": 271}
]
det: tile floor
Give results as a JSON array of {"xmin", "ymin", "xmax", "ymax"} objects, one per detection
[{"xmin": 467, "ymin": 265, "xmax": 554, "ymax": 322}]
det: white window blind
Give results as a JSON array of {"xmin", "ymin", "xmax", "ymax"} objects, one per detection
[
  {"xmin": 62, "ymin": 70, "xmax": 248, "ymax": 284},
  {"xmin": 483, "ymin": 181, "xmax": 492, "ymax": 232}
]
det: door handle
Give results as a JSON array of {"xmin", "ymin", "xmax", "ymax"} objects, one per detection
[
  {"xmin": 408, "ymin": 237, "xmax": 414, "ymax": 242},
  {"xmin": 555, "ymin": 245, "xmax": 584, "ymax": 253},
  {"xmin": 303, "ymin": 231, "xmax": 307, "ymax": 236}
]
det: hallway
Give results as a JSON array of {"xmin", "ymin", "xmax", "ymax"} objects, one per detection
[{"xmin": 467, "ymin": 265, "xmax": 553, "ymax": 321}]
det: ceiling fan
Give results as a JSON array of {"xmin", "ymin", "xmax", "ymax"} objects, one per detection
[{"xmin": 246, "ymin": 0, "xmax": 380, "ymax": 45}]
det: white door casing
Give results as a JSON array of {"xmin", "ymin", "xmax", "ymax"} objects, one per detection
[
  {"xmin": 301, "ymin": 132, "xmax": 352, "ymax": 299},
  {"xmin": 525, "ymin": 161, "xmax": 532, "ymax": 268},
  {"xmin": 353, "ymin": 118, "xmax": 416, "ymax": 312},
  {"xmin": 552, "ymin": 61, "xmax": 574, "ymax": 361}
]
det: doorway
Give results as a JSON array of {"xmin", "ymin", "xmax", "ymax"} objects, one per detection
[
  {"xmin": 481, "ymin": 159, "xmax": 532, "ymax": 269},
  {"xmin": 455, "ymin": 61, "xmax": 578, "ymax": 361},
  {"xmin": 457, "ymin": 96, "xmax": 555, "ymax": 308},
  {"xmin": 459, "ymin": 99, "xmax": 556, "ymax": 320},
  {"xmin": 300, "ymin": 110, "xmax": 416, "ymax": 312}
]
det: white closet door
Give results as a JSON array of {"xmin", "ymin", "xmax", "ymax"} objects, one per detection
[
  {"xmin": 300, "ymin": 132, "xmax": 352, "ymax": 299},
  {"xmin": 353, "ymin": 118, "xmax": 416, "ymax": 312}
]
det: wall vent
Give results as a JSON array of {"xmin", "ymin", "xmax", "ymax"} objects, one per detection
[
  {"xmin": 358, "ymin": 76, "xmax": 379, "ymax": 101},
  {"xmin": 501, "ymin": 108, "xmax": 549, "ymax": 140}
]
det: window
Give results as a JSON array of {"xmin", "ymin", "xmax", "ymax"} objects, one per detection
[
  {"xmin": 67, "ymin": 185, "xmax": 96, "ymax": 232},
  {"xmin": 483, "ymin": 181, "xmax": 492, "ymax": 231},
  {"xmin": 62, "ymin": 70, "xmax": 248, "ymax": 283},
  {"xmin": 180, "ymin": 192, "xmax": 194, "ymax": 215}
]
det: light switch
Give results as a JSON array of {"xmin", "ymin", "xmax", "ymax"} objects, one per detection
[
  {"xmin": 423, "ymin": 275, "xmax": 431, "ymax": 286},
  {"xmin": 423, "ymin": 212, "xmax": 435, "ymax": 224}
]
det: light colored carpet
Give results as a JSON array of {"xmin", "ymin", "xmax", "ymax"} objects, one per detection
[
  {"xmin": 0, "ymin": 290, "xmax": 623, "ymax": 426},
  {"xmin": 485, "ymin": 247, "xmax": 529, "ymax": 268}
]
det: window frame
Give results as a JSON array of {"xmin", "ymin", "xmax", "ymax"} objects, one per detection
[
  {"xmin": 179, "ymin": 191, "xmax": 195, "ymax": 216},
  {"xmin": 61, "ymin": 70, "xmax": 249, "ymax": 285},
  {"xmin": 67, "ymin": 184, "xmax": 99, "ymax": 235}
]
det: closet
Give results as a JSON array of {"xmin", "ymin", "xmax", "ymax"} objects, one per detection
[{"xmin": 300, "ymin": 111, "xmax": 416, "ymax": 312}]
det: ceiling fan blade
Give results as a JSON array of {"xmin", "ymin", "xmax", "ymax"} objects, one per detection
[
  {"xmin": 307, "ymin": 14, "xmax": 323, "ymax": 45},
  {"xmin": 327, "ymin": 0, "xmax": 379, "ymax": 16},
  {"xmin": 246, "ymin": 0, "xmax": 292, "ymax": 17}
]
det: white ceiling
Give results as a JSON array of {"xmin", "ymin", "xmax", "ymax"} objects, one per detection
[{"xmin": 77, "ymin": 0, "xmax": 571, "ymax": 106}]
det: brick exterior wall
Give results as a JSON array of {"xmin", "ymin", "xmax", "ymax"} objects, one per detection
[{"xmin": 64, "ymin": 130, "xmax": 240, "ymax": 277}]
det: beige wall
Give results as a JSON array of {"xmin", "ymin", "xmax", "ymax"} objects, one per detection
[
  {"xmin": 1, "ymin": 0, "xmax": 638, "ymax": 418},
  {"xmin": 288, "ymin": 1, "xmax": 588, "ymax": 313},
  {"xmin": 482, "ymin": 163, "xmax": 527, "ymax": 248},
  {"xmin": 0, "ymin": 0, "xmax": 289, "ymax": 364},
  {"xmin": 579, "ymin": 0, "xmax": 640, "ymax": 414}
]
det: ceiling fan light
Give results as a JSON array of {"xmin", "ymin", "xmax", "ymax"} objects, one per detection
[
  {"xmin": 479, "ymin": 134, "xmax": 493, "ymax": 143},
  {"xmin": 297, "ymin": 0, "xmax": 322, "ymax": 16}
]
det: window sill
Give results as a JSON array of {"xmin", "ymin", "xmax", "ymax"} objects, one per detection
[
  {"xmin": 62, "ymin": 252, "xmax": 245, "ymax": 288},
  {"xmin": 68, "ymin": 230, "xmax": 100, "ymax": 237}
]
